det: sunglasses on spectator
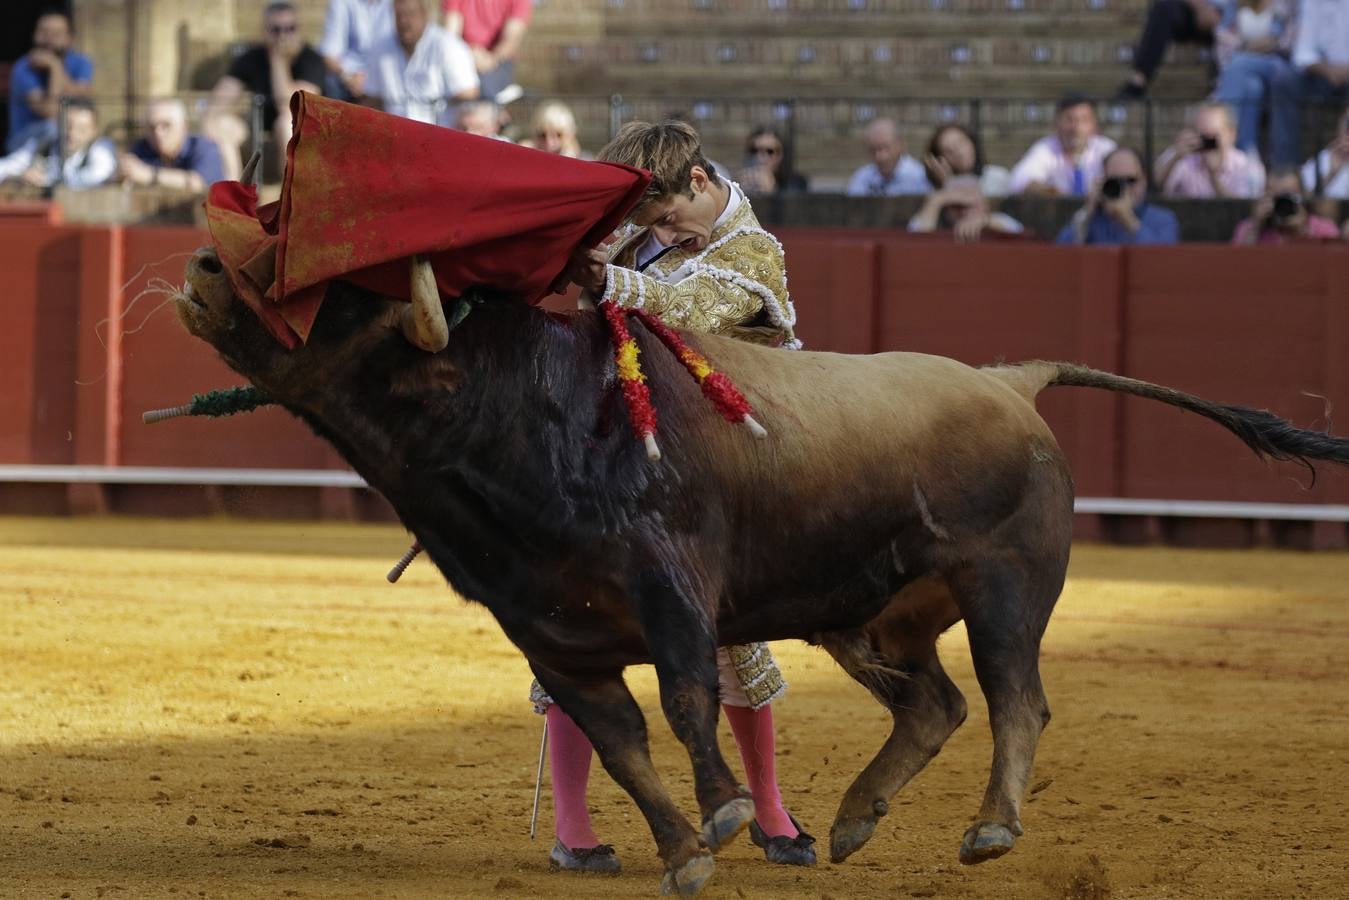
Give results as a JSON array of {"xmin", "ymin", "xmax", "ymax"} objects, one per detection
[
  {"xmin": 267, "ymin": 23, "xmax": 299, "ymax": 35},
  {"xmin": 750, "ymin": 144, "xmax": 781, "ymax": 157}
]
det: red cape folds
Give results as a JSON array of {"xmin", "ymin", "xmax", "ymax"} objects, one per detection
[{"xmin": 205, "ymin": 92, "xmax": 651, "ymax": 348}]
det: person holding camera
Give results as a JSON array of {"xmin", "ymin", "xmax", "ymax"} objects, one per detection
[
  {"xmin": 1057, "ymin": 147, "xmax": 1180, "ymax": 245},
  {"xmin": 1154, "ymin": 102, "xmax": 1265, "ymax": 198},
  {"xmin": 1231, "ymin": 168, "xmax": 1341, "ymax": 243}
]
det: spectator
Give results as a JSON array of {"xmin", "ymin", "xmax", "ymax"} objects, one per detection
[
  {"xmin": 922, "ymin": 122, "xmax": 1010, "ymax": 196},
  {"xmin": 1232, "ymin": 167, "xmax": 1340, "ymax": 241},
  {"xmin": 318, "ymin": 0, "xmax": 394, "ymax": 101},
  {"xmin": 361, "ymin": 0, "xmax": 478, "ymax": 126},
  {"xmin": 845, "ymin": 118, "xmax": 929, "ymax": 196},
  {"xmin": 1057, "ymin": 147, "xmax": 1180, "ymax": 245},
  {"xmin": 0, "ymin": 98, "xmax": 116, "ymax": 190},
  {"xmin": 735, "ymin": 125, "xmax": 808, "ymax": 195},
  {"xmin": 520, "ymin": 100, "xmax": 587, "ymax": 158},
  {"xmin": 908, "ymin": 175, "xmax": 1026, "ymax": 242},
  {"xmin": 1271, "ymin": 0, "xmax": 1349, "ymax": 167},
  {"xmin": 1116, "ymin": 0, "xmax": 1225, "ymax": 98},
  {"xmin": 207, "ymin": 1, "xmax": 326, "ymax": 181},
  {"xmin": 7, "ymin": 10, "xmax": 93, "ymax": 153},
  {"xmin": 119, "ymin": 98, "xmax": 224, "ymax": 193},
  {"xmin": 441, "ymin": 0, "xmax": 532, "ymax": 101},
  {"xmin": 1154, "ymin": 102, "xmax": 1265, "ymax": 197},
  {"xmin": 1212, "ymin": 0, "xmax": 1297, "ymax": 153},
  {"xmin": 1010, "ymin": 94, "xmax": 1117, "ymax": 196},
  {"xmin": 1300, "ymin": 105, "xmax": 1349, "ymax": 196},
  {"xmin": 456, "ymin": 99, "xmax": 509, "ymax": 139}
]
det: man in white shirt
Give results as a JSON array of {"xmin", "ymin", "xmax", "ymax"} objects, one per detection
[
  {"xmin": 319, "ymin": 0, "xmax": 394, "ymax": 100},
  {"xmin": 360, "ymin": 0, "xmax": 478, "ymax": 126},
  {"xmin": 1270, "ymin": 0, "xmax": 1349, "ymax": 166},
  {"xmin": 0, "ymin": 99, "xmax": 116, "ymax": 190},
  {"xmin": 845, "ymin": 118, "xmax": 930, "ymax": 196},
  {"xmin": 1008, "ymin": 93, "xmax": 1117, "ymax": 195}
]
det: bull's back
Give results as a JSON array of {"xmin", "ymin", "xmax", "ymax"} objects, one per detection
[{"xmin": 699, "ymin": 337, "xmax": 1061, "ymax": 494}]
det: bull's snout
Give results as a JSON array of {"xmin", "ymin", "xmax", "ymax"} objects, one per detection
[
  {"xmin": 193, "ymin": 247, "xmax": 223, "ymax": 276},
  {"xmin": 181, "ymin": 247, "xmax": 229, "ymax": 315}
]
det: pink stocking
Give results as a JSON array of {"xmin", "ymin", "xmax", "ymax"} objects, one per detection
[
  {"xmin": 723, "ymin": 703, "xmax": 798, "ymax": 838},
  {"xmin": 546, "ymin": 704, "xmax": 602, "ymax": 849}
]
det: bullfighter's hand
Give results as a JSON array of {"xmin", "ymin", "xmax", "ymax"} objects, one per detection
[
  {"xmin": 569, "ymin": 246, "xmax": 609, "ymax": 294},
  {"xmin": 550, "ymin": 246, "xmax": 607, "ymax": 294}
]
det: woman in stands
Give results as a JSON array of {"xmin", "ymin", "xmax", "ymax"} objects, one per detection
[
  {"xmin": 520, "ymin": 100, "xmax": 588, "ymax": 159},
  {"xmin": 735, "ymin": 125, "xmax": 808, "ymax": 194},
  {"xmin": 921, "ymin": 122, "xmax": 1010, "ymax": 198}
]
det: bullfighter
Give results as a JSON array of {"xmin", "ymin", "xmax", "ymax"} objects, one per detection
[{"xmin": 531, "ymin": 118, "xmax": 813, "ymax": 875}]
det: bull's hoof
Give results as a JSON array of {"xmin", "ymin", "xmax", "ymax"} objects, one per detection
[
  {"xmin": 659, "ymin": 850, "xmax": 715, "ymax": 896},
  {"xmin": 700, "ymin": 796, "xmax": 754, "ymax": 853},
  {"xmin": 958, "ymin": 821, "xmax": 1018, "ymax": 864},
  {"xmin": 828, "ymin": 815, "xmax": 877, "ymax": 863}
]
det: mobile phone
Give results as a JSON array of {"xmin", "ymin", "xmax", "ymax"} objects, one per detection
[{"xmin": 1199, "ymin": 134, "xmax": 1219, "ymax": 151}]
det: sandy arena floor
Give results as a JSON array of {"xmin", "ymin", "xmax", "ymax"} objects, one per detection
[{"xmin": 0, "ymin": 516, "xmax": 1346, "ymax": 899}]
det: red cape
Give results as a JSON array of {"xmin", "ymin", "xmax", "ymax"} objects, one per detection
[{"xmin": 205, "ymin": 92, "xmax": 651, "ymax": 348}]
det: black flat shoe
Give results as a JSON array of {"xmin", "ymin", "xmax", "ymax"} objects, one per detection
[
  {"xmin": 748, "ymin": 813, "xmax": 817, "ymax": 866},
  {"xmin": 548, "ymin": 839, "xmax": 622, "ymax": 874}
]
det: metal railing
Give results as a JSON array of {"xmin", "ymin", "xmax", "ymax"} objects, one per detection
[{"xmin": 8, "ymin": 91, "xmax": 1345, "ymax": 197}]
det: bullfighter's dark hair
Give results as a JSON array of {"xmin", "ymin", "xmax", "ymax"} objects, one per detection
[
  {"xmin": 264, "ymin": 1, "xmax": 298, "ymax": 16},
  {"xmin": 597, "ymin": 120, "xmax": 721, "ymax": 211}
]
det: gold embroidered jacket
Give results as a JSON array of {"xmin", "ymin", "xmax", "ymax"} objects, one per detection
[{"xmin": 598, "ymin": 189, "xmax": 801, "ymax": 349}]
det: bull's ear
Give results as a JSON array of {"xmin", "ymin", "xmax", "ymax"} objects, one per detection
[{"xmin": 389, "ymin": 356, "xmax": 462, "ymax": 396}]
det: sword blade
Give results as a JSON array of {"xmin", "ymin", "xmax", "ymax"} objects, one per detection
[{"xmin": 530, "ymin": 718, "xmax": 549, "ymax": 839}]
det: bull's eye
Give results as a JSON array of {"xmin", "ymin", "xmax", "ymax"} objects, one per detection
[{"xmin": 199, "ymin": 254, "xmax": 223, "ymax": 275}]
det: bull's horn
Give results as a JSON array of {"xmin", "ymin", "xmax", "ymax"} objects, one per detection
[
  {"xmin": 240, "ymin": 149, "xmax": 262, "ymax": 186},
  {"xmin": 400, "ymin": 255, "xmax": 449, "ymax": 352},
  {"xmin": 643, "ymin": 432, "xmax": 662, "ymax": 462},
  {"xmin": 742, "ymin": 414, "xmax": 768, "ymax": 439}
]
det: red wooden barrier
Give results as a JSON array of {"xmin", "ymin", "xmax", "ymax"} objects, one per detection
[{"xmin": 0, "ymin": 222, "xmax": 1345, "ymax": 538}]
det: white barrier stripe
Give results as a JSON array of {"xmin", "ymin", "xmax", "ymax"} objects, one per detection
[
  {"xmin": 1072, "ymin": 497, "xmax": 1349, "ymax": 522},
  {"xmin": 0, "ymin": 466, "xmax": 1346, "ymax": 521},
  {"xmin": 0, "ymin": 465, "xmax": 366, "ymax": 488}
]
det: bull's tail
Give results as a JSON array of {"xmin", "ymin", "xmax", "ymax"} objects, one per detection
[{"xmin": 989, "ymin": 360, "xmax": 1349, "ymax": 473}]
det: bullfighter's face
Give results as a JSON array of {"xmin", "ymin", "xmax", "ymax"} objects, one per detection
[{"xmin": 631, "ymin": 165, "xmax": 723, "ymax": 254}]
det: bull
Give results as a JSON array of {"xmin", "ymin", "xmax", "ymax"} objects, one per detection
[{"xmin": 176, "ymin": 246, "xmax": 1349, "ymax": 895}]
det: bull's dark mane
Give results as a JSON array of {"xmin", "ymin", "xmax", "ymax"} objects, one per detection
[{"xmin": 271, "ymin": 283, "xmax": 725, "ymax": 625}]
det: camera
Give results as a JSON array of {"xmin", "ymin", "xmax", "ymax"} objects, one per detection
[
  {"xmin": 1101, "ymin": 176, "xmax": 1128, "ymax": 200},
  {"xmin": 1198, "ymin": 134, "xmax": 1219, "ymax": 152},
  {"xmin": 1271, "ymin": 192, "xmax": 1301, "ymax": 220}
]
